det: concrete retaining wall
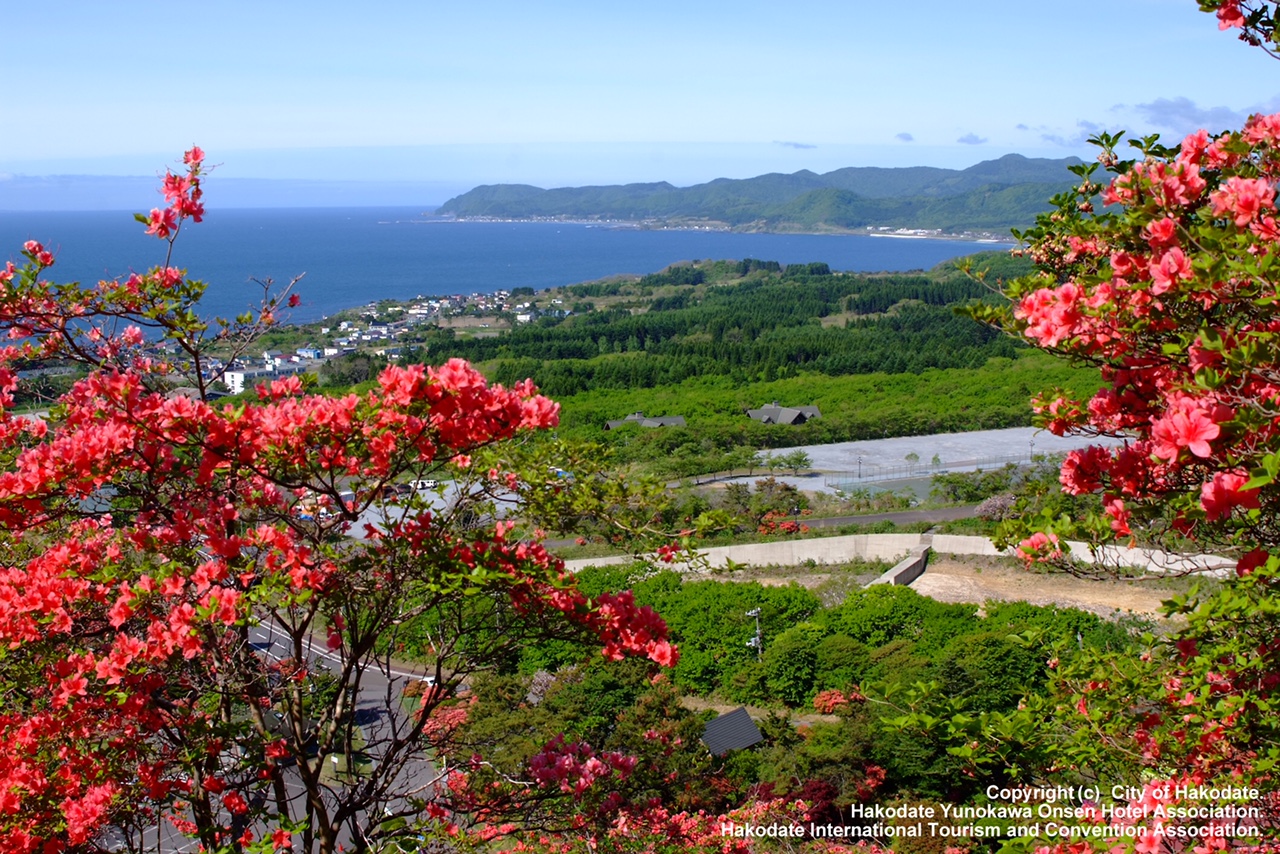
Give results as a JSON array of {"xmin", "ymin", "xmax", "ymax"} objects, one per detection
[
  {"xmin": 563, "ymin": 532, "xmax": 924, "ymax": 575},
  {"xmin": 1061, "ymin": 540, "xmax": 1234, "ymax": 577},
  {"xmin": 563, "ymin": 532, "xmax": 1233, "ymax": 578},
  {"xmin": 930, "ymin": 534, "xmax": 1009, "ymax": 557},
  {"xmin": 928, "ymin": 534, "xmax": 1233, "ymax": 576},
  {"xmin": 868, "ymin": 547, "xmax": 931, "ymax": 586},
  {"xmin": 562, "ymin": 554, "xmax": 632, "ymax": 573},
  {"xmin": 690, "ymin": 533, "xmax": 923, "ymax": 570}
]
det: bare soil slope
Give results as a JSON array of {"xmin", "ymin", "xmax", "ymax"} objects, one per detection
[{"xmin": 912, "ymin": 554, "xmax": 1186, "ymax": 618}]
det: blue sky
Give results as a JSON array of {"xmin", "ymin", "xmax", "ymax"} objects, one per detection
[{"xmin": 3, "ymin": 0, "xmax": 1279, "ymax": 205}]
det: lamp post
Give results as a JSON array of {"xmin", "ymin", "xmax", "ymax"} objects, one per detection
[{"xmin": 857, "ymin": 454, "xmax": 863, "ymax": 480}]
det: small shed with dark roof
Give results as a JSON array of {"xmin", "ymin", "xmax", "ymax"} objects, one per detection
[
  {"xmin": 701, "ymin": 707, "xmax": 763, "ymax": 756},
  {"xmin": 604, "ymin": 411, "xmax": 687, "ymax": 430},
  {"xmin": 746, "ymin": 401, "xmax": 822, "ymax": 426}
]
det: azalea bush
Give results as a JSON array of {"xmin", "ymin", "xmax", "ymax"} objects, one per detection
[
  {"xmin": 0, "ymin": 150, "xmax": 681, "ymax": 854},
  {"xmin": 975, "ymin": 115, "xmax": 1280, "ymax": 558},
  {"xmin": 941, "ymin": 3, "xmax": 1280, "ymax": 849},
  {"xmin": 1202, "ymin": 0, "xmax": 1280, "ymax": 55}
]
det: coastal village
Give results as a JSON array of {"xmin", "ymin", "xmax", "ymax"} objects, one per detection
[{"xmin": 191, "ymin": 288, "xmax": 531, "ymax": 393}]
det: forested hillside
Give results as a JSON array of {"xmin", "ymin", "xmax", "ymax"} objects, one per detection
[{"xmin": 438, "ymin": 153, "xmax": 1082, "ymax": 232}]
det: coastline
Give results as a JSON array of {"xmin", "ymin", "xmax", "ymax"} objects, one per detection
[{"xmin": 440, "ymin": 215, "xmax": 1016, "ymax": 244}]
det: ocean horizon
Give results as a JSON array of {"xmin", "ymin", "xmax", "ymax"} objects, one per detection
[{"xmin": 0, "ymin": 207, "xmax": 1015, "ymax": 324}]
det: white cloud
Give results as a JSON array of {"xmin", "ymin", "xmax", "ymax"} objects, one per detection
[
  {"xmin": 1039, "ymin": 119, "xmax": 1108, "ymax": 148},
  {"xmin": 1128, "ymin": 96, "xmax": 1248, "ymax": 133}
]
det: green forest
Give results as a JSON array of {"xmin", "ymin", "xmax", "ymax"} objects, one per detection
[
  {"xmin": 456, "ymin": 265, "xmax": 1015, "ymax": 395},
  {"xmin": 427, "ymin": 564, "xmax": 1146, "ymax": 822},
  {"xmin": 408, "ymin": 253, "xmax": 1100, "ymax": 476}
]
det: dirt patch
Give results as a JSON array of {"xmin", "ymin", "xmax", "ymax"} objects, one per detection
[
  {"xmin": 682, "ymin": 553, "xmax": 1192, "ymax": 619},
  {"xmin": 679, "ymin": 695, "xmax": 839, "ymax": 726},
  {"xmin": 732, "ymin": 572, "xmax": 832, "ymax": 589},
  {"xmin": 912, "ymin": 553, "xmax": 1186, "ymax": 619},
  {"xmin": 706, "ymin": 562, "xmax": 885, "ymax": 608},
  {"xmin": 438, "ymin": 315, "xmax": 507, "ymax": 330}
]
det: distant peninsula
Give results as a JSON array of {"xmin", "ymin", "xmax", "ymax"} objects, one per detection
[{"xmin": 438, "ymin": 153, "xmax": 1083, "ymax": 235}]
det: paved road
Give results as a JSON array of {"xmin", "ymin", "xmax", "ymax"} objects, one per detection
[
  {"xmin": 246, "ymin": 620, "xmax": 442, "ymax": 852},
  {"xmin": 97, "ymin": 622, "xmax": 442, "ymax": 852}
]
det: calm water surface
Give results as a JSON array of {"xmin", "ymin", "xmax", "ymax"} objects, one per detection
[{"xmin": 0, "ymin": 208, "xmax": 1014, "ymax": 323}]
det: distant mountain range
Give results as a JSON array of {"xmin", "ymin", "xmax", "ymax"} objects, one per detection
[{"xmin": 438, "ymin": 153, "xmax": 1083, "ymax": 233}]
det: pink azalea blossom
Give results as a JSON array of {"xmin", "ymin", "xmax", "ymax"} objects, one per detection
[
  {"xmin": 1149, "ymin": 247, "xmax": 1193, "ymax": 294},
  {"xmin": 144, "ymin": 207, "xmax": 178, "ymax": 239},
  {"xmin": 1151, "ymin": 404, "xmax": 1221, "ymax": 460},
  {"xmin": 1209, "ymin": 175, "xmax": 1276, "ymax": 226},
  {"xmin": 1144, "ymin": 216, "xmax": 1179, "ymax": 249},
  {"xmin": 1200, "ymin": 470, "xmax": 1260, "ymax": 521},
  {"xmin": 1217, "ymin": 0, "xmax": 1245, "ymax": 29}
]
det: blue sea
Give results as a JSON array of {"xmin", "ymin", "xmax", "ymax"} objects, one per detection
[{"xmin": 0, "ymin": 208, "xmax": 1014, "ymax": 324}]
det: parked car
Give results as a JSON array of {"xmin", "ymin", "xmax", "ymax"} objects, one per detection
[{"xmin": 363, "ymin": 482, "xmax": 412, "ymax": 503}]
